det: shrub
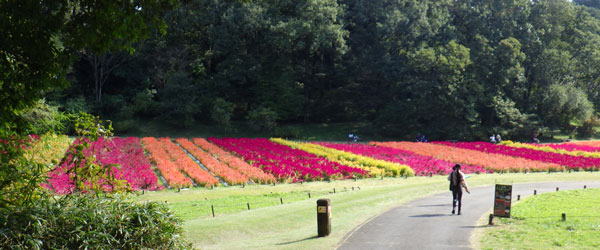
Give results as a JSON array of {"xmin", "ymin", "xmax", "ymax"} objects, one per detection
[
  {"xmin": 20, "ymin": 99, "xmax": 66, "ymax": 134},
  {"xmin": 0, "ymin": 195, "xmax": 190, "ymax": 249}
]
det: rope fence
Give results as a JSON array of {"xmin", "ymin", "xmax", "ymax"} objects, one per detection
[{"xmin": 168, "ymin": 186, "xmax": 363, "ymax": 218}]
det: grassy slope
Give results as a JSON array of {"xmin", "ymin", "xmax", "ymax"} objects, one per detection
[
  {"xmin": 481, "ymin": 188, "xmax": 600, "ymax": 250},
  {"xmin": 138, "ymin": 172, "xmax": 600, "ymax": 249}
]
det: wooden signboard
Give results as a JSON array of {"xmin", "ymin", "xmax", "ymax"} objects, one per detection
[{"xmin": 493, "ymin": 184, "xmax": 512, "ymax": 218}]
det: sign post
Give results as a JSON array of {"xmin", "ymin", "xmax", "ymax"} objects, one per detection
[
  {"xmin": 317, "ymin": 199, "xmax": 331, "ymax": 237},
  {"xmin": 493, "ymin": 184, "xmax": 512, "ymax": 218}
]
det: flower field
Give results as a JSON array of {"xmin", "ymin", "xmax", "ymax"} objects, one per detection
[
  {"xmin": 545, "ymin": 142, "xmax": 600, "ymax": 152},
  {"xmin": 316, "ymin": 142, "xmax": 487, "ymax": 175},
  {"xmin": 142, "ymin": 137, "xmax": 193, "ymax": 188},
  {"xmin": 153, "ymin": 138, "xmax": 219, "ymax": 187},
  {"xmin": 501, "ymin": 141, "xmax": 600, "ymax": 158},
  {"xmin": 47, "ymin": 137, "xmax": 160, "ymax": 194},
  {"xmin": 175, "ymin": 138, "xmax": 247, "ymax": 185},
  {"xmin": 374, "ymin": 141, "xmax": 561, "ymax": 172},
  {"xmin": 26, "ymin": 135, "xmax": 600, "ymax": 193},
  {"xmin": 271, "ymin": 138, "xmax": 413, "ymax": 177},
  {"xmin": 209, "ymin": 138, "xmax": 367, "ymax": 182},
  {"xmin": 435, "ymin": 141, "xmax": 600, "ymax": 170},
  {"xmin": 192, "ymin": 138, "xmax": 275, "ymax": 183}
]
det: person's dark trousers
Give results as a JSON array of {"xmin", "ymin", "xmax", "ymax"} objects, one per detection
[{"xmin": 452, "ymin": 187, "xmax": 463, "ymax": 214}]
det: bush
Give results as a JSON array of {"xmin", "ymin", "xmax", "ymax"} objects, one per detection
[
  {"xmin": 246, "ymin": 107, "xmax": 278, "ymax": 132},
  {"xmin": 0, "ymin": 196, "xmax": 190, "ymax": 249},
  {"xmin": 20, "ymin": 99, "xmax": 66, "ymax": 134}
]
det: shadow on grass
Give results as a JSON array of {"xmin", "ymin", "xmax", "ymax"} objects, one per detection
[
  {"xmin": 409, "ymin": 213, "xmax": 449, "ymax": 218},
  {"xmin": 276, "ymin": 236, "xmax": 320, "ymax": 245}
]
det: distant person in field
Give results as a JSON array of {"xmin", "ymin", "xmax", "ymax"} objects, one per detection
[
  {"xmin": 489, "ymin": 135, "xmax": 497, "ymax": 143},
  {"xmin": 448, "ymin": 164, "xmax": 470, "ymax": 215},
  {"xmin": 495, "ymin": 134, "xmax": 502, "ymax": 143}
]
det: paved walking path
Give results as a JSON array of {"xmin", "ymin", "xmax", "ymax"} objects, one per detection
[{"xmin": 338, "ymin": 181, "xmax": 600, "ymax": 250}]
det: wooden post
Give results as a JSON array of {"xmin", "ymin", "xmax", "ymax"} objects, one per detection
[
  {"xmin": 517, "ymin": 195, "xmax": 520, "ymax": 201},
  {"xmin": 333, "ymin": 188, "xmax": 336, "ymax": 194},
  {"xmin": 488, "ymin": 214, "xmax": 494, "ymax": 225},
  {"xmin": 308, "ymin": 192, "xmax": 311, "ymax": 198},
  {"xmin": 211, "ymin": 205, "xmax": 215, "ymax": 217},
  {"xmin": 556, "ymin": 187, "xmax": 559, "ymax": 192},
  {"xmin": 280, "ymin": 197, "xmax": 283, "ymax": 205},
  {"xmin": 247, "ymin": 203, "xmax": 250, "ymax": 210},
  {"xmin": 562, "ymin": 213, "xmax": 566, "ymax": 221},
  {"xmin": 534, "ymin": 190, "xmax": 537, "ymax": 195}
]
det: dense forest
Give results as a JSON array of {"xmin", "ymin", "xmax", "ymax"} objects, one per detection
[{"xmin": 42, "ymin": 0, "xmax": 600, "ymax": 139}]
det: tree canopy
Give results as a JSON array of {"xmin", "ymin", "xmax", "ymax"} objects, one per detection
[{"xmin": 34, "ymin": 0, "xmax": 600, "ymax": 139}]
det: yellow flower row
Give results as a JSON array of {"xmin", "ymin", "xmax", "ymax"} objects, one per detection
[
  {"xmin": 270, "ymin": 138, "xmax": 414, "ymax": 177},
  {"xmin": 500, "ymin": 140, "xmax": 600, "ymax": 158},
  {"xmin": 25, "ymin": 134, "xmax": 72, "ymax": 169}
]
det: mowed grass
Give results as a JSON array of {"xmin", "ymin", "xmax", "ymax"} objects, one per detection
[
  {"xmin": 481, "ymin": 188, "xmax": 600, "ymax": 250},
  {"xmin": 136, "ymin": 172, "xmax": 600, "ymax": 249}
]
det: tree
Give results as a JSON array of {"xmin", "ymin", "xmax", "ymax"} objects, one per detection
[
  {"xmin": 82, "ymin": 52, "xmax": 129, "ymax": 103},
  {"xmin": 539, "ymin": 84, "xmax": 594, "ymax": 129},
  {"xmin": 0, "ymin": 0, "xmax": 178, "ymax": 131}
]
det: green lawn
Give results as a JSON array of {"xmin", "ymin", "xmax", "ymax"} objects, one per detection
[
  {"xmin": 481, "ymin": 188, "xmax": 600, "ymax": 250},
  {"xmin": 136, "ymin": 172, "xmax": 600, "ymax": 249}
]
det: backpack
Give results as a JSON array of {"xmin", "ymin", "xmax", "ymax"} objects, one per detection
[{"xmin": 449, "ymin": 171, "xmax": 459, "ymax": 191}]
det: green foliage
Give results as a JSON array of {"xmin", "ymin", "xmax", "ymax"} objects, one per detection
[
  {"xmin": 0, "ymin": 130, "xmax": 47, "ymax": 209},
  {"xmin": 577, "ymin": 116, "xmax": 600, "ymax": 138},
  {"xmin": 539, "ymin": 84, "xmax": 594, "ymax": 129},
  {"xmin": 44, "ymin": 0, "xmax": 600, "ymax": 138},
  {"xmin": 247, "ymin": 107, "xmax": 279, "ymax": 132},
  {"xmin": 63, "ymin": 96, "xmax": 90, "ymax": 114},
  {"xmin": 0, "ymin": 0, "xmax": 178, "ymax": 132},
  {"xmin": 158, "ymin": 71, "xmax": 200, "ymax": 128},
  {"xmin": 20, "ymin": 99, "xmax": 66, "ymax": 135},
  {"xmin": 210, "ymin": 98, "xmax": 234, "ymax": 127},
  {"xmin": 273, "ymin": 126, "xmax": 302, "ymax": 139},
  {"xmin": 490, "ymin": 94, "xmax": 539, "ymax": 139},
  {"xmin": 1, "ymin": 195, "xmax": 190, "ymax": 249}
]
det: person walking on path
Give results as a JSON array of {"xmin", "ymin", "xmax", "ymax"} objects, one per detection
[{"xmin": 448, "ymin": 164, "xmax": 470, "ymax": 215}]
